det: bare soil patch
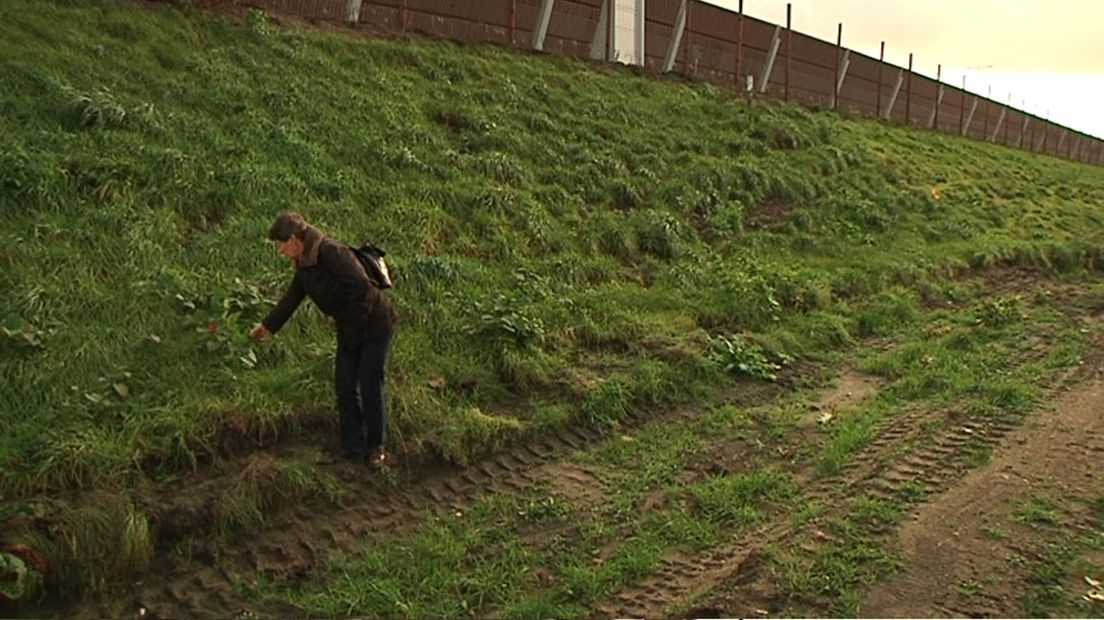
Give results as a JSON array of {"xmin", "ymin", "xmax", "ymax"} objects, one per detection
[
  {"xmin": 802, "ymin": 368, "xmax": 879, "ymax": 427},
  {"xmin": 860, "ymin": 372, "xmax": 1104, "ymax": 617}
]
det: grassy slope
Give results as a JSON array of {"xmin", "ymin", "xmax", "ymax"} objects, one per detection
[{"xmin": 1, "ymin": 0, "xmax": 1104, "ymax": 602}]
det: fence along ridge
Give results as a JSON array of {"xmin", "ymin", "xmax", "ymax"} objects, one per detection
[{"xmin": 251, "ymin": 0, "xmax": 1101, "ymax": 165}]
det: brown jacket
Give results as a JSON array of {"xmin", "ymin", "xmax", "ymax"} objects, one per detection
[{"xmin": 262, "ymin": 228, "xmax": 397, "ymax": 348}]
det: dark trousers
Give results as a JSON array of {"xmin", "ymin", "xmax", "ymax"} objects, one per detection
[{"xmin": 334, "ymin": 331, "xmax": 392, "ymax": 457}]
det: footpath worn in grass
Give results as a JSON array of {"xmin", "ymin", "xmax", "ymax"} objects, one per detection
[{"xmin": 1, "ymin": 0, "xmax": 1103, "ymax": 604}]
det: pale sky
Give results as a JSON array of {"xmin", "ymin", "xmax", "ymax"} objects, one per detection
[{"xmin": 705, "ymin": 0, "xmax": 1104, "ymax": 139}]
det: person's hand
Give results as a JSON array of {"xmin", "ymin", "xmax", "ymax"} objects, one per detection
[{"xmin": 250, "ymin": 323, "xmax": 270, "ymax": 342}]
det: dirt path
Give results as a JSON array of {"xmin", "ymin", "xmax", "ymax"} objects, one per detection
[
  {"xmin": 597, "ymin": 374, "xmax": 1028, "ymax": 618},
  {"xmin": 860, "ymin": 370, "xmax": 1104, "ymax": 617},
  {"xmin": 651, "ymin": 304, "xmax": 1104, "ymax": 618}
]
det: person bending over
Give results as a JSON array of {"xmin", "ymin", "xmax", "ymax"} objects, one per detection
[{"xmin": 251, "ymin": 211, "xmax": 397, "ymax": 468}]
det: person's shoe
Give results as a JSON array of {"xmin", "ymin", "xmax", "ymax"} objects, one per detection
[
  {"xmin": 322, "ymin": 450, "xmax": 364, "ymax": 465},
  {"xmin": 367, "ymin": 447, "xmax": 388, "ymax": 469}
]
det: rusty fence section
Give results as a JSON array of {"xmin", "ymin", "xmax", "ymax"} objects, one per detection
[{"xmin": 244, "ymin": 0, "xmax": 1103, "ymax": 165}]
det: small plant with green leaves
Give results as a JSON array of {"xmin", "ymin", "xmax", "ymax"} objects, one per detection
[
  {"xmin": 896, "ymin": 480, "xmax": 929, "ymax": 503},
  {"xmin": 1014, "ymin": 494, "xmax": 1060, "ymax": 528},
  {"xmin": 468, "ymin": 293, "xmax": 546, "ymax": 351},
  {"xmin": 974, "ymin": 295, "xmax": 1024, "ymax": 327},
  {"xmin": 244, "ymin": 9, "xmax": 272, "ymax": 36},
  {"xmin": 517, "ymin": 496, "xmax": 570, "ymax": 522},
  {"xmin": 1, "ymin": 502, "xmax": 48, "ymax": 603},
  {"xmin": 0, "ymin": 315, "xmax": 50, "ymax": 350},
  {"xmin": 956, "ymin": 579, "xmax": 984, "ymax": 597},
  {"xmin": 981, "ymin": 524, "xmax": 1009, "ymax": 540},
  {"xmin": 174, "ymin": 277, "xmax": 273, "ymax": 366},
  {"xmin": 707, "ymin": 334, "xmax": 789, "ymax": 381}
]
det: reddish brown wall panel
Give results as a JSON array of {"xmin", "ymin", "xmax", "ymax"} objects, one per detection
[{"xmin": 241, "ymin": 0, "xmax": 1099, "ymax": 161}]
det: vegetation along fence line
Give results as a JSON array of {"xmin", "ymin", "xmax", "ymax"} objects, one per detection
[{"xmin": 244, "ymin": 0, "xmax": 1103, "ymax": 166}]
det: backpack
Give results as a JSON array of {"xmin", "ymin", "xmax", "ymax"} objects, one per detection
[{"xmin": 350, "ymin": 241, "xmax": 392, "ymax": 289}]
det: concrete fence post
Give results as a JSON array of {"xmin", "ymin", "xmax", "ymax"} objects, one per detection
[
  {"xmin": 905, "ymin": 53, "xmax": 913, "ymax": 124},
  {"xmin": 982, "ymin": 86, "xmax": 991, "ymax": 140},
  {"xmin": 876, "ymin": 41, "xmax": 884, "ymax": 116},
  {"xmin": 345, "ymin": 0, "xmax": 362, "ymax": 24},
  {"xmin": 590, "ymin": 0, "xmax": 610, "ymax": 60},
  {"xmin": 955, "ymin": 77, "xmax": 964, "ymax": 136},
  {"xmin": 1033, "ymin": 122, "xmax": 1046, "ymax": 151},
  {"xmin": 635, "ymin": 0, "xmax": 645, "ymax": 67},
  {"xmin": 663, "ymin": 0, "xmax": 688, "ymax": 72},
  {"xmin": 831, "ymin": 23, "xmax": 844, "ymax": 109},
  {"xmin": 883, "ymin": 69, "xmax": 903, "ymax": 119},
  {"xmin": 990, "ymin": 107, "xmax": 1006, "ymax": 143},
  {"xmin": 835, "ymin": 49, "xmax": 851, "ymax": 110},
  {"xmin": 961, "ymin": 97, "xmax": 977, "ymax": 137},
  {"xmin": 929, "ymin": 64, "xmax": 942, "ymax": 129},
  {"xmin": 509, "ymin": 0, "xmax": 517, "ymax": 46},
  {"xmin": 1003, "ymin": 95, "xmax": 1011, "ymax": 144},
  {"xmin": 683, "ymin": 0, "xmax": 693, "ymax": 77},
  {"xmin": 784, "ymin": 3, "xmax": 791, "ymax": 101},
  {"xmin": 734, "ymin": 0, "xmax": 744, "ymax": 88},
  {"xmin": 759, "ymin": 26, "xmax": 781, "ymax": 94},
  {"xmin": 532, "ymin": 0, "xmax": 556, "ymax": 51}
]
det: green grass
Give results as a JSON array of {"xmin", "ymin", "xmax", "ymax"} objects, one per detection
[
  {"xmin": 2, "ymin": 0, "xmax": 1104, "ymax": 605},
  {"xmin": 212, "ymin": 453, "xmax": 343, "ymax": 534},
  {"xmin": 1017, "ymin": 495, "xmax": 1104, "ymax": 618},
  {"xmin": 1016, "ymin": 494, "xmax": 1062, "ymax": 529},
  {"xmin": 777, "ymin": 495, "xmax": 904, "ymax": 616}
]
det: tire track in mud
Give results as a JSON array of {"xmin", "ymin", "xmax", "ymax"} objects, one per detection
[
  {"xmin": 93, "ymin": 383, "xmax": 785, "ymax": 620},
  {"xmin": 134, "ymin": 428, "xmax": 590, "ymax": 619},
  {"xmin": 600, "ymin": 298, "xmax": 1101, "ymax": 619},
  {"xmin": 597, "ymin": 400, "xmax": 1035, "ymax": 618},
  {"xmin": 861, "ymin": 375, "xmax": 1104, "ymax": 618}
]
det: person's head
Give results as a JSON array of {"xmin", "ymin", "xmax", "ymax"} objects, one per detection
[{"xmin": 268, "ymin": 211, "xmax": 308, "ymax": 261}]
